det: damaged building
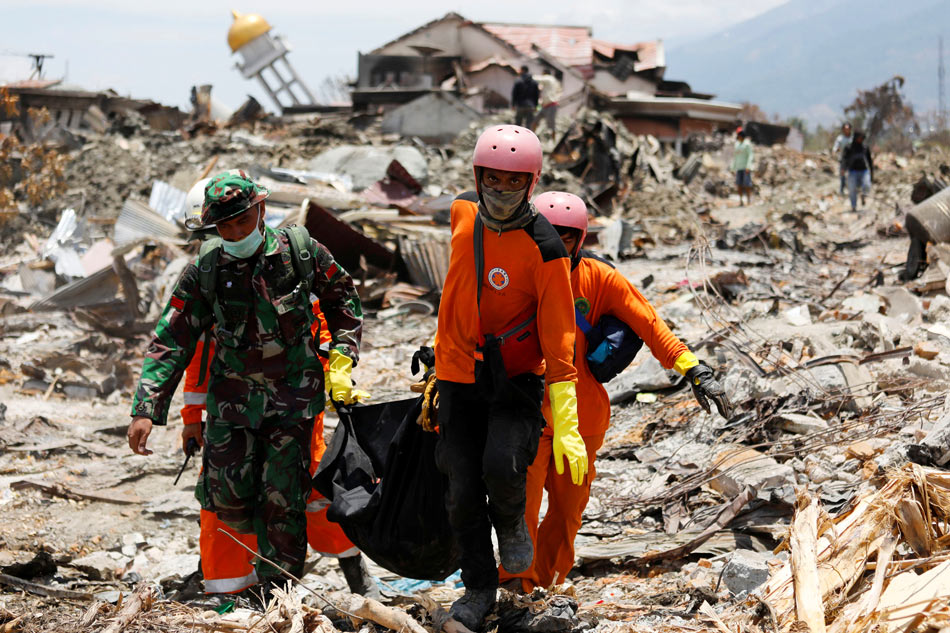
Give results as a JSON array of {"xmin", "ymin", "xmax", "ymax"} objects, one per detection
[{"xmin": 352, "ymin": 12, "xmax": 742, "ymax": 152}]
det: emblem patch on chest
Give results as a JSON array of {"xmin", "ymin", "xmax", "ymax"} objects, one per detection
[
  {"xmin": 574, "ymin": 297, "xmax": 591, "ymax": 316},
  {"xmin": 488, "ymin": 267, "xmax": 509, "ymax": 290}
]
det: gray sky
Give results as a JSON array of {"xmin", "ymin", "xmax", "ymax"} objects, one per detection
[{"xmin": 2, "ymin": 0, "xmax": 787, "ymax": 112}]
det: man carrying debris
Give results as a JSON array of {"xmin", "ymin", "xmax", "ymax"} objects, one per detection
[
  {"xmin": 512, "ymin": 66, "xmax": 540, "ymax": 129},
  {"xmin": 731, "ymin": 127, "xmax": 754, "ymax": 206},
  {"xmin": 434, "ymin": 125, "xmax": 587, "ymax": 630},
  {"xmin": 499, "ymin": 191, "xmax": 732, "ymax": 592},
  {"xmin": 127, "ymin": 170, "xmax": 363, "ymax": 597},
  {"xmin": 832, "ymin": 122, "xmax": 853, "ymax": 195},
  {"xmin": 175, "ymin": 180, "xmax": 378, "ymax": 601}
]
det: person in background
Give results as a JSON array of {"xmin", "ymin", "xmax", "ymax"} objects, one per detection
[
  {"xmin": 511, "ymin": 66, "xmax": 540, "ymax": 129},
  {"xmin": 731, "ymin": 128, "xmax": 754, "ymax": 206},
  {"xmin": 832, "ymin": 122, "xmax": 853, "ymax": 195},
  {"xmin": 843, "ymin": 130, "xmax": 873, "ymax": 211}
]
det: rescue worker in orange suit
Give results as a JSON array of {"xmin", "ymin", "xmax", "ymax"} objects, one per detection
[
  {"xmin": 499, "ymin": 192, "xmax": 732, "ymax": 592},
  {"xmin": 177, "ymin": 179, "xmax": 379, "ymax": 600},
  {"xmin": 434, "ymin": 125, "xmax": 588, "ymax": 631}
]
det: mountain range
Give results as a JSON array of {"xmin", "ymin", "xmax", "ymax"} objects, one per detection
[{"xmin": 668, "ymin": 0, "xmax": 950, "ymax": 126}]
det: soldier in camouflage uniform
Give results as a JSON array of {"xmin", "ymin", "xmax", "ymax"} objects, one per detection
[{"xmin": 127, "ymin": 170, "xmax": 363, "ymax": 589}]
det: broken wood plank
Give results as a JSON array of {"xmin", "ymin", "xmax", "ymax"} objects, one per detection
[
  {"xmin": 9, "ymin": 480, "xmax": 141, "ymax": 505},
  {"xmin": 790, "ymin": 495, "xmax": 825, "ymax": 633},
  {"xmin": 632, "ymin": 487, "xmax": 755, "ymax": 565},
  {"xmin": 0, "ymin": 573, "xmax": 93, "ymax": 600},
  {"xmin": 102, "ymin": 584, "xmax": 155, "ymax": 633}
]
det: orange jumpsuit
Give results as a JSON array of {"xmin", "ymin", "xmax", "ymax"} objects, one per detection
[
  {"xmin": 435, "ymin": 195, "xmax": 577, "ymax": 385},
  {"xmin": 182, "ymin": 305, "xmax": 357, "ymax": 594},
  {"xmin": 500, "ymin": 253, "xmax": 689, "ymax": 590}
]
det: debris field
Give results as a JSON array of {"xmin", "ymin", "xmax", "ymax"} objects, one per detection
[{"xmin": 1, "ymin": 108, "xmax": 950, "ymax": 633}]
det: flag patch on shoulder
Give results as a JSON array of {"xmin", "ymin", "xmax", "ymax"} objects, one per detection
[{"xmin": 170, "ymin": 296, "xmax": 185, "ymax": 311}]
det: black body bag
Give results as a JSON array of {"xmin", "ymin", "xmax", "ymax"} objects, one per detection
[{"xmin": 312, "ymin": 397, "xmax": 460, "ymax": 580}]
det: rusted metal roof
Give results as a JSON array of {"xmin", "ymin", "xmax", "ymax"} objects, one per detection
[{"xmin": 482, "ymin": 23, "xmax": 593, "ymax": 68}]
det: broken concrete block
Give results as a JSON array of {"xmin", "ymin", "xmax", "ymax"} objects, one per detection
[
  {"xmin": 146, "ymin": 553, "xmax": 200, "ymax": 587},
  {"xmin": 926, "ymin": 294, "xmax": 950, "ymax": 323},
  {"xmin": 721, "ymin": 549, "xmax": 771, "ymax": 596},
  {"xmin": 876, "ymin": 286, "xmax": 923, "ymax": 323},
  {"xmin": 842, "ymin": 292, "xmax": 883, "ymax": 316},
  {"xmin": 144, "ymin": 490, "xmax": 200, "ymax": 518},
  {"xmin": 709, "ymin": 447, "xmax": 795, "ymax": 500},
  {"xmin": 914, "ymin": 341, "xmax": 940, "ymax": 360},
  {"xmin": 71, "ymin": 551, "xmax": 132, "ymax": 581},
  {"xmin": 906, "ymin": 358, "xmax": 950, "ymax": 382},
  {"xmin": 784, "ymin": 305, "xmax": 811, "ymax": 326},
  {"xmin": 845, "ymin": 438, "xmax": 890, "ymax": 461},
  {"xmin": 920, "ymin": 412, "xmax": 950, "ymax": 466},
  {"xmin": 775, "ymin": 412, "xmax": 827, "ymax": 435}
]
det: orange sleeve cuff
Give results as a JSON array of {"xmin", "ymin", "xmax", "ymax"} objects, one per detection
[{"xmin": 181, "ymin": 404, "xmax": 204, "ymax": 425}]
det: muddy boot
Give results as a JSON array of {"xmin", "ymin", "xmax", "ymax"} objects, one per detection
[
  {"xmin": 496, "ymin": 518, "xmax": 533, "ymax": 574},
  {"xmin": 448, "ymin": 587, "xmax": 496, "ymax": 631},
  {"xmin": 338, "ymin": 555, "xmax": 382, "ymax": 600}
]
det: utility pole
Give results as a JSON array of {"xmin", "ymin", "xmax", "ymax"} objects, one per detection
[{"xmin": 940, "ymin": 36, "xmax": 946, "ymax": 130}]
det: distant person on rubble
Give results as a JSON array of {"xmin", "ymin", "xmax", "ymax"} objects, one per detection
[
  {"xmin": 126, "ymin": 170, "xmax": 363, "ymax": 603},
  {"xmin": 843, "ymin": 130, "xmax": 874, "ymax": 211},
  {"xmin": 533, "ymin": 71, "xmax": 562, "ymax": 142},
  {"xmin": 731, "ymin": 127, "xmax": 754, "ymax": 206},
  {"xmin": 499, "ymin": 191, "xmax": 732, "ymax": 592},
  {"xmin": 432, "ymin": 125, "xmax": 586, "ymax": 631},
  {"xmin": 174, "ymin": 180, "xmax": 378, "ymax": 604},
  {"xmin": 832, "ymin": 122, "xmax": 853, "ymax": 195},
  {"xmin": 511, "ymin": 66, "xmax": 540, "ymax": 128}
]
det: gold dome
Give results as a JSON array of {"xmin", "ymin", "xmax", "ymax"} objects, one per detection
[{"xmin": 227, "ymin": 10, "xmax": 271, "ymax": 52}]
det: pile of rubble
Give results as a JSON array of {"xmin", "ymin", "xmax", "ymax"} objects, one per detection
[{"xmin": 2, "ymin": 104, "xmax": 950, "ymax": 633}]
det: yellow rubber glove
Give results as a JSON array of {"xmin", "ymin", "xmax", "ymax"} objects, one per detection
[
  {"xmin": 673, "ymin": 350, "xmax": 699, "ymax": 376},
  {"xmin": 548, "ymin": 381, "xmax": 588, "ymax": 485},
  {"xmin": 327, "ymin": 349, "xmax": 355, "ymax": 405}
]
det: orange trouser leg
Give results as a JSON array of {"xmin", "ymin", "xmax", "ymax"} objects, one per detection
[
  {"xmin": 200, "ymin": 509, "xmax": 259, "ymax": 594},
  {"xmin": 532, "ymin": 433, "xmax": 604, "ymax": 588},
  {"xmin": 306, "ymin": 412, "xmax": 359, "ymax": 557}
]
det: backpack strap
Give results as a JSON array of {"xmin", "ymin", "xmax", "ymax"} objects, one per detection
[
  {"xmin": 284, "ymin": 225, "xmax": 316, "ymax": 291},
  {"xmin": 574, "ymin": 306, "xmax": 593, "ymax": 336},
  {"xmin": 474, "ymin": 214, "xmax": 484, "ymax": 311},
  {"xmin": 195, "ymin": 237, "xmax": 223, "ymax": 388}
]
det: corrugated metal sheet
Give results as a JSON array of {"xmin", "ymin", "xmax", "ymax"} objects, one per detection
[
  {"xmin": 114, "ymin": 199, "xmax": 187, "ymax": 247},
  {"xmin": 148, "ymin": 181, "xmax": 188, "ymax": 223},
  {"xmin": 29, "ymin": 265, "xmax": 120, "ymax": 311},
  {"xmin": 482, "ymin": 23, "xmax": 593, "ymax": 68},
  {"xmin": 398, "ymin": 234, "xmax": 450, "ymax": 291}
]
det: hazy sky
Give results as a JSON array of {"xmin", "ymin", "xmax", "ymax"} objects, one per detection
[{"xmin": 2, "ymin": 0, "xmax": 787, "ymax": 112}]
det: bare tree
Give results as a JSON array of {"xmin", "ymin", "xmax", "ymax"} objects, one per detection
[{"xmin": 844, "ymin": 76, "xmax": 918, "ymax": 152}]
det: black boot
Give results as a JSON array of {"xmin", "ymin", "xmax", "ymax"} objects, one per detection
[
  {"xmin": 338, "ymin": 555, "xmax": 381, "ymax": 600},
  {"xmin": 496, "ymin": 517, "xmax": 533, "ymax": 574},
  {"xmin": 449, "ymin": 587, "xmax": 496, "ymax": 631}
]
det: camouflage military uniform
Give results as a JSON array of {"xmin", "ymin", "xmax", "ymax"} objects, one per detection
[{"xmin": 131, "ymin": 225, "xmax": 362, "ymax": 581}]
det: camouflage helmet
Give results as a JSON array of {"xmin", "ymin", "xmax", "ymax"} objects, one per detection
[{"xmin": 184, "ymin": 169, "xmax": 269, "ymax": 230}]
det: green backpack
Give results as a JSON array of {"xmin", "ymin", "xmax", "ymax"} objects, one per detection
[{"xmin": 193, "ymin": 225, "xmax": 316, "ymax": 386}]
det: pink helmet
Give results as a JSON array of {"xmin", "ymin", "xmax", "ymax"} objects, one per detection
[
  {"xmin": 534, "ymin": 191, "xmax": 588, "ymax": 254},
  {"xmin": 472, "ymin": 125, "xmax": 542, "ymax": 197}
]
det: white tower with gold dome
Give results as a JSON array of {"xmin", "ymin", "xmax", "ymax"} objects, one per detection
[{"xmin": 228, "ymin": 10, "xmax": 315, "ymax": 112}]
